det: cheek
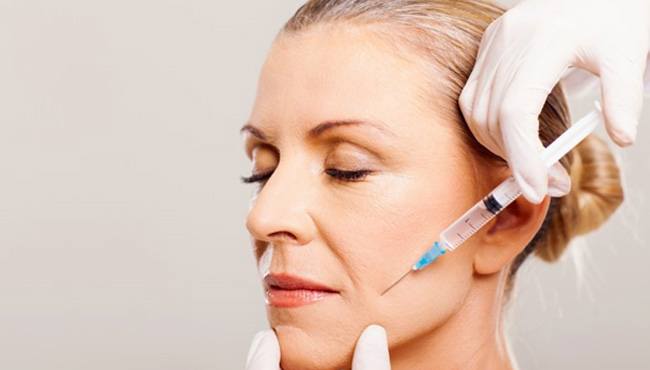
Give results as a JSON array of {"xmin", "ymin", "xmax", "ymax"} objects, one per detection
[
  {"xmin": 271, "ymin": 134, "xmax": 481, "ymax": 367},
  {"xmin": 321, "ymin": 159, "xmax": 477, "ymax": 294},
  {"xmin": 315, "ymin": 147, "xmax": 480, "ymax": 346},
  {"xmin": 375, "ymin": 248, "xmax": 475, "ymax": 349}
]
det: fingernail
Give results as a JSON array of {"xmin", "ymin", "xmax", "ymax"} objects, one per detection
[
  {"xmin": 245, "ymin": 331, "xmax": 268, "ymax": 368},
  {"xmin": 514, "ymin": 171, "xmax": 545, "ymax": 204}
]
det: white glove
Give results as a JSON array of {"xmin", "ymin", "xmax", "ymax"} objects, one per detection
[
  {"xmin": 245, "ymin": 324, "xmax": 391, "ymax": 370},
  {"xmin": 459, "ymin": 0, "xmax": 650, "ymax": 203}
]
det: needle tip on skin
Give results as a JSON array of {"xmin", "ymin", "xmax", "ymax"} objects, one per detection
[{"xmin": 380, "ymin": 269, "xmax": 412, "ymax": 296}]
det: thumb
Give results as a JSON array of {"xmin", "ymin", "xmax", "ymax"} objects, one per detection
[
  {"xmin": 246, "ymin": 329, "xmax": 281, "ymax": 370},
  {"xmin": 352, "ymin": 325, "xmax": 391, "ymax": 370}
]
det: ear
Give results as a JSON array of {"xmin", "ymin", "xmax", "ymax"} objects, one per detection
[{"xmin": 473, "ymin": 195, "xmax": 551, "ymax": 276}]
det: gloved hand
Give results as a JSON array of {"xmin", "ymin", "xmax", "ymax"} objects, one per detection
[
  {"xmin": 245, "ymin": 324, "xmax": 391, "ymax": 370},
  {"xmin": 459, "ymin": 0, "xmax": 650, "ymax": 203}
]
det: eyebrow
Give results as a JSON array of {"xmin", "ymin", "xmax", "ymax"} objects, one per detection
[{"xmin": 239, "ymin": 119, "xmax": 396, "ymax": 142}]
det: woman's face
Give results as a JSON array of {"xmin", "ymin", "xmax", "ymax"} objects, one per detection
[{"xmin": 242, "ymin": 25, "xmax": 489, "ymax": 370}]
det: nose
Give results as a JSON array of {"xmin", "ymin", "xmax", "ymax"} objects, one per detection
[{"xmin": 244, "ymin": 159, "xmax": 317, "ymax": 248}]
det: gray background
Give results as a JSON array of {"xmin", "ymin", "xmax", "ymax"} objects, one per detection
[{"xmin": 0, "ymin": 1, "xmax": 648, "ymax": 369}]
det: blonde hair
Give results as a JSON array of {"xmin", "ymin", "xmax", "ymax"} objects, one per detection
[{"xmin": 281, "ymin": 0, "xmax": 624, "ymax": 288}]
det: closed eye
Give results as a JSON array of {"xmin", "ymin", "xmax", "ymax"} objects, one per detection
[{"xmin": 240, "ymin": 168, "xmax": 373, "ymax": 184}]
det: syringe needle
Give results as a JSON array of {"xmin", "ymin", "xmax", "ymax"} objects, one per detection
[{"xmin": 380, "ymin": 268, "xmax": 412, "ymax": 296}]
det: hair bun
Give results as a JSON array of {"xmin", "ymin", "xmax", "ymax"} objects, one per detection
[{"xmin": 535, "ymin": 134, "xmax": 624, "ymax": 262}]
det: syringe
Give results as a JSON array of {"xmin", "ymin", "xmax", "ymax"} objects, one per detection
[{"xmin": 380, "ymin": 101, "xmax": 603, "ymax": 296}]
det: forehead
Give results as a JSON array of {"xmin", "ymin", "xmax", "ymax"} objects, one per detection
[{"xmin": 250, "ymin": 24, "xmax": 438, "ymax": 136}]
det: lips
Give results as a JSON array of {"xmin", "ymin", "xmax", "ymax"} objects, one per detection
[{"xmin": 263, "ymin": 273, "xmax": 339, "ymax": 308}]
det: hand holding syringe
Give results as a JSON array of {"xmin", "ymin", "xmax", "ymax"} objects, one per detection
[{"xmin": 381, "ymin": 101, "xmax": 604, "ymax": 295}]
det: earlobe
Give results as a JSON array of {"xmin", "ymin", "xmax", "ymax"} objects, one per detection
[{"xmin": 473, "ymin": 195, "xmax": 551, "ymax": 276}]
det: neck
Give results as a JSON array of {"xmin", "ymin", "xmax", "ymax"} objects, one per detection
[{"xmin": 390, "ymin": 269, "xmax": 514, "ymax": 370}]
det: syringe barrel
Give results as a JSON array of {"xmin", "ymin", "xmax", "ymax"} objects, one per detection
[
  {"xmin": 438, "ymin": 101, "xmax": 601, "ymax": 254},
  {"xmin": 489, "ymin": 177, "xmax": 522, "ymax": 211},
  {"xmin": 440, "ymin": 176, "xmax": 521, "ymax": 251}
]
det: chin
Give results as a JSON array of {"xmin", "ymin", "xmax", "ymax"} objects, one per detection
[{"xmin": 275, "ymin": 324, "xmax": 355, "ymax": 370}]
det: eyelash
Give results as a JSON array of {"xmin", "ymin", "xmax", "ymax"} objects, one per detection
[{"xmin": 240, "ymin": 168, "xmax": 373, "ymax": 184}]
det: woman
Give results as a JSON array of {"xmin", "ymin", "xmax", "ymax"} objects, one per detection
[{"xmin": 240, "ymin": 1, "xmax": 624, "ymax": 369}]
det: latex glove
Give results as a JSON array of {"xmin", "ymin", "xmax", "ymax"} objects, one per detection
[
  {"xmin": 459, "ymin": 0, "xmax": 650, "ymax": 203},
  {"xmin": 245, "ymin": 324, "xmax": 391, "ymax": 370}
]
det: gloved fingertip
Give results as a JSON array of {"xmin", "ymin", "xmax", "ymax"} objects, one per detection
[
  {"xmin": 548, "ymin": 163, "xmax": 572, "ymax": 197},
  {"xmin": 360, "ymin": 324, "xmax": 387, "ymax": 343},
  {"xmin": 246, "ymin": 331, "xmax": 266, "ymax": 368},
  {"xmin": 629, "ymin": 124, "xmax": 638, "ymax": 142},
  {"xmin": 609, "ymin": 121, "xmax": 638, "ymax": 147},
  {"xmin": 605, "ymin": 105, "xmax": 639, "ymax": 147},
  {"xmin": 548, "ymin": 185, "xmax": 570, "ymax": 198},
  {"xmin": 513, "ymin": 170, "xmax": 546, "ymax": 204},
  {"xmin": 459, "ymin": 77, "xmax": 478, "ymax": 119},
  {"xmin": 245, "ymin": 329, "xmax": 280, "ymax": 370},
  {"xmin": 352, "ymin": 324, "xmax": 391, "ymax": 370}
]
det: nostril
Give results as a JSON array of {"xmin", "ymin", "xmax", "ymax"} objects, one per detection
[{"xmin": 268, "ymin": 231, "xmax": 297, "ymax": 242}]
